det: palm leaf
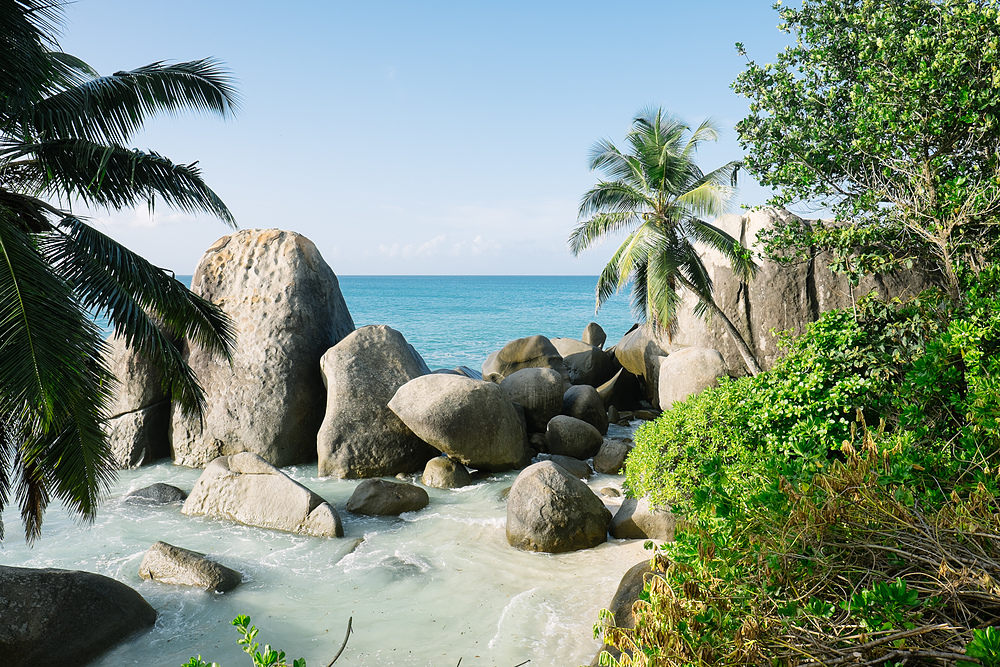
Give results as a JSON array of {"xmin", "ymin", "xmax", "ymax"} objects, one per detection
[
  {"xmin": 687, "ymin": 217, "xmax": 759, "ymax": 282},
  {"xmin": 578, "ymin": 181, "xmax": 653, "ymax": 220},
  {"xmin": 569, "ymin": 211, "xmax": 642, "ymax": 256}
]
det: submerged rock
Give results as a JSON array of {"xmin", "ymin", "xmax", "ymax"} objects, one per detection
[
  {"xmin": 389, "ymin": 374, "xmax": 528, "ymax": 472},
  {"xmin": 317, "ymin": 325, "xmax": 438, "ymax": 479},
  {"xmin": 0, "ymin": 565, "xmax": 156, "ymax": 666},
  {"xmin": 138, "ymin": 541, "xmax": 242, "ymax": 592},
  {"xmin": 125, "ymin": 483, "xmax": 187, "ymax": 504},
  {"xmin": 506, "ymin": 461, "xmax": 610, "ymax": 553},
  {"xmin": 421, "ymin": 456, "xmax": 473, "ymax": 489},
  {"xmin": 346, "ymin": 479, "xmax": 429, "ymax": 516},
  {"xmin": 182, "ymin": 452, "xmax": 343, "ymax": 538},
  {"xmin": 172, "ymin": 229, "xmax": 355, "ymax": 468}
]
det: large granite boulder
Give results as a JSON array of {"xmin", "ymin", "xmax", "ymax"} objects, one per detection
[
  {"xmin": 506, "ymin": 461, "xmax": 610, "ymax": 553},
  {"xmin": 482, "ymin": 335, "xmax": 567, "ymax": 384},
  {"xmin": 421, "ymin": 456, "xmax": 473, "ymax": 489},
  {"xmin": 545, "ymin": 415, "xmax": 603, "ymax": 460},
  {"xmin": 182, "ymin": 452, "xmax": 343, "ymax": 538},
  {"xmin": 389, "ymin": 374, "xmax": 528, "ymax": 472},
  {"xmin": 172, "ymin": 229, "xmax": 355, "ymax": 468},
  {"xmin": 103, "ymin": 334, "xmax": 170, "ymax": 468},
  {"xmin": 593, "ymin": 438, "xmax": 632, "ymax": 475},
  {"xmin": 657, "ymin": 347, "xmax": 727, "ymax": 409},
  {"xmin": 0, "ymin": 565, "xmax": 156, "ymax": 666},
  {"xmin": 582, "ymin": 322, "xmax": 607, "ymax": 349},
  {"xmin": 317, "ymin": 325, "xmax": 438, "ymax": 478},
  {"xmin": 346, "ymin": 479, "xmax": 429, "ymax": 516},
  {"xmin": 562, "ymin": 384, "xmax": 609, "ymax": 435},
  {"xmin": 551, "ymin": 338, "xmax": 615, "ymax": 387},
  {"xmin": 499, "ymin": 368, "xmax": 564, "ymax": 433},
  {"xmin": 610, "ymin": 497, "xmax": 677, "ymax": 541},
  {"xmin": 138, "ymin": 541, "xmax": 242, "ymax": 592},
  {"xmin": 672, "ymin": 209, "xmax": 937, "ymax": 373},
  {"xmin": 612, "ymin": 324, "xmax": 672, "ymax": 404},
  {"xmin": 595, "ymin": 368, "xmax": 644, "ymax": 411},
  {"xmin": 590, "ymin": 558, "xmax": 667, "ymax": 666},
  {"xmin": 125, "ymin": 483, "xmax": 187, "ymax": 504}
]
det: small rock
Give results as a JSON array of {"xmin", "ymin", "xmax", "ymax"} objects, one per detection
[
  {"xmin": 600, "ymin": 487, "xmax": 621, "ymax": 498},
  {"xmin": 610, "ymin": 497, "xmax": 676, "ymax": 541},
  {"xmin": 607, "ymin": 405, "xmax": 620, "ymax": 423},
  {"xmin": 125, "ymin": 483, "xmax": 187, "ymax": 504},
  {"xmin": 346, "ymin": 479, "xmax": 429, "ymax": 516},
  {"xmin": 138, "ymin": 541, "xmax": 242, "ymax": 592},
  {"xmin": 544, "ymin": 454, "xmax": 592, "ymax": 479},
  {"xmin": 421, "ymin": 457, "xmax": 472, "ymax": 489},
  {"xmin": 634, "ymin": 409, "xmax": 659, "ymax": 421},
  {"xmin": 545, "ymin": 415, "xmax": 603, "ymax": 460},
  {"xmin": 582, "ymin": 322, "xmax": 607, "ymax": 349},
  {"xmin": 563, "ymin": 385, "xmax": 609, "ymax": 435},
  {"xmin": 593, "ymin": 438, "xmax": 633, "ymax": 475}
]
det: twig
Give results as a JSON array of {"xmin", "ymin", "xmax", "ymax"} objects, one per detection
[
  {"xmin": 456, "ymin": 659, "xmax": 462, "ymax": 667},
  {"xmin": 513, "ymin": 661, "xmax": 530, "ymax": 666},
  {"xmin": 326, "ymin": 616, "xmax": 353, "ymax": 666}
]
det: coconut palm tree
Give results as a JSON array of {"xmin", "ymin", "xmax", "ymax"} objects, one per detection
[
  {"xmin": 0, "ymin": 0, "xmax": 237, "ymax": 541},
  {"xmin": 569, "ymin": 107, "xmax": 762, "ymax": 376}
]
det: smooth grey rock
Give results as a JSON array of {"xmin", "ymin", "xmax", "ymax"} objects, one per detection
[
  {"xmin": 545, "ymin": 415, "xmax": 603, "ymax": 460},
  {"xmin": 658, "ymin": 347, "xmax": 726, "ymax": 409},
  {"xmin": 125, "ymin": 483, "xmax": 187, "ymax": 504},
  {"xmin": 634, "ymin": 409, "xmax": 659, "ymax": 421},
  {"xmin": 582, "ymin": 322, "xmax": 607, "ymax": 349},
  {"xmin": 610, "ymin": 497, "xmax": 676, "ymax": 541},
  {"xmin": 346, "ymin": 479, "xmax": 429, "ymax": 516},
  {"xmin": 172, "ymin": 229, "xmax": 355, "ymax": 468},
  {"xmin": 600, "ymin": 487, "xmax": 621, "ymax": 498},
  {"xmin": 482, "ymin": 335, "xmax": 567, "ymax": 384},
  {"xmin": 506, "ymin": 461, "xmax": 610, "ymax": 553},
  {"xmin": 182, "ymin": 453, "xmax": 343, "ymax": 538},
  {"xmin": 607, "ymin": 405, "xmax": 620, "ymax": 423},
  {"xmin": 595, "ymin": 368, "xmax": 644, "ymax": 410},
  {"xmin": 590, "ymin": 558, "xmax": 667, "ymax": 666},
  {"xmin": 103, "ymin": 333, "xmax": 170, "ymax": 468},
  {"xmin": 317, "ymin": 325, "xmax": 437, "ymax": 479},
  {"xmin": 562, "ymin": 384, "xmax": 609, "ymax": 435},
  {"xmin": 612, "ymin": 324, "xmax": 672, "ymax": 403},
  {"xmin": 593, "ymin": 438, "xmax": 632, "ymax": 475},
  {"xmin": 421, "ymin": 456, "xmax": 473, "ymax": 489},
  {"xmin": 0, "ymin": 565, "xmax": 156, "ymax": 666},
  {"xmin": 499, "ymin": 368, "xmax": 564, "ymax": 433},
  {"xmin": 389, "ymin": 374, "xmax": 529, "ymax": 472},
  {"xmin": 544, "ymin": 454, "xmax": 592, "ymax": 479},
  {"xmin": 138, "ymin": 541, "xmax": 241, "ymax": 592},
  {"xmin": 432, "ymin": 366, "xmax": 484, "ymax": 380},
  {"xmin": 551, "ymin": 338, "xmax": 615, "ymax": 387}
]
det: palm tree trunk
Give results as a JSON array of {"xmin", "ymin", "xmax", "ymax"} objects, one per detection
[{"xmin": 701, "ymin": 297, "xmax": 762, "ymax": 377}]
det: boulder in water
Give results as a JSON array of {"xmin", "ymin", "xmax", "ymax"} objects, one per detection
[
  {"xmin": 562, "ymin": 384, "xmax": 609, "ymax": 435},
  {"xmin": 172, "ymin": 229, "xmax": 355, "ymax": 468},
  {"xmin": 346, "ymin": 479, "xmax": 429, "ymax": 516},
  {"xmin": 125, "ymin": 483, "xmax": 187, "ymax": 504},
  {"xmin": 317, "ymin": 325, "xmax": 438, "ymax": 479},
  {"xmin": 593, "ymin": 438, "xmax": 632, "ymax": 475},
  {"xmin": 138, "ymin": 541, "xmax": 242, "ymax": 592},
  {"xmin": 610, "ymin": 497, "xmax": 676, "ymax": 541},
  {"xmin": 389, "ymin": 374, "xmax": 528, "ymax": 472},
  {"xmin": 0, "ymin": 565, "xmax": 156, "ymax": 666},
  {"xmin": 545, "ymin": 415, "xmax": 603, "ymax": 460},
  {"xmin": 182, "ymin": 452, "xmax": 343, "ymax": 538},
  {"xmin": 103, "ymin": 333, "xmax": 170, "ymax": 468},
  {"xmin": 506, "ymin": 461, "xmax": 610, "ymax": 553},
  {"xmin": 482, "ymin": 335, "xmax": 567, "ymax": 384},
  {"xmin": 421, "ymin": 456, "xmax": 473, "ymax": 489},
  {"xmin": 544, "ymin": 454, "xmax": 593, "ymax": 479},
  {"xmin": 551, "ymin": 338, "xmax": 615, "ymax": 387},
  {"xmin": 499, "ymin": 368, "xmax": 564, "ymax": 433}
]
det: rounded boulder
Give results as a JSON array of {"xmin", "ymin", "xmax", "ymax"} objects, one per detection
[
  {"xmin": 562, "ymin": 384, "xmax": 609, "ymax": 435},
  {"xmin": 499, "ymin": 368, "xmax": 564, "ymax": 433},
  {"xmin": 346, "ymin": 479, "xmax": 429, "ymax": 516},
  {"xmin": 545, "ymin": 415, "xmax": 604, "ymax": 460},
  {"xmin": 482, "ymin": 335, "xmax": 567, "ymax": 384},
  {"xmin": 422, "ymin": 456, "xmax": 473, "ymax": 489}
]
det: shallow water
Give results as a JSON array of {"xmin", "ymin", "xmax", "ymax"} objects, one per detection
[{"xmin": 1, "ymin": 424, "xmax": 647, "ymax": 667}]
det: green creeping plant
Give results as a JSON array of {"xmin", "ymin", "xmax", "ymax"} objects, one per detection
[{"xmin": 183, "ymin": 616, "xmax": 306, "ymax": 667}]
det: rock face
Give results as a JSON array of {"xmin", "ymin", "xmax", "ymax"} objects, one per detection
[
  {"xmin": 389, "ymin": 374, "xmax": 528, "ymax": 472},
  {"xmin": 172, "ymin": 229, "xmax": 355, "ymax": 468},
  {"xmin": 421, "ymin": 456, "xmax": 473, "ymax": 489},
  {"xmin": 551, "ymin": 338, "xmax": 615, "ymax": 387},
  {"xmin": 182, "ymin": 453, "xmax": 343, "ymax": 538},
  {"xmin": 672, "ymin": 209, "xmax": 937, "ymax": 373},
  {"xmin": 562, "ymin": 384, "xmax": 610, "ymax": 435},
  {"xmin": 103, "ymin": 334, "xmax": 170, "ymax": 468},
  {"xmin": 657, "ymin": 347, "xmax": 727, "ymax": 409},
  {"xmin": 593, "ymin": 438, "xmax": 632, "ymax": 475},
  {"xmin": 346, "ymin": 479, "xmax": 429, "ymax": 516},
  {"xmin": 125, "ymin": 483, "xmax": 187, "ymax": 504},
  {"xmin": 506, "ymin": 461, "xmax": 610, "ymax": 553},
  {"xmin": 545, "ymin": 416, "xmax": 604, "ymax": 460},
  {"xmin": 582, "ymin": 322, "xmax": 607, "ymax": 349},
  {"xmin": 317, "ymin": 325, "xmax": 438, "ymax": 478},
  {"xmin": 0, "ymin": 565, "xmax": 156, "ymax": 666},
  {"xmin": 610, "ymin": 497, "xmax": 676, "ymax": 541},
  {"xmin": 482, "ymin": 335, "xmax": 567, "ymax": 384},
  {"xmin": 499, "ymin": 368, "xmax": 564, "ymax": 433},
  {"xmin": 612, "ymin": 325, "xmax": 673, "ymax": 404},
  {"xmin": 138, "ymin": 541, "xmax": 242, "ymax": 592}
]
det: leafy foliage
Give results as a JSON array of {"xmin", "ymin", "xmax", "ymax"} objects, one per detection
[
  {"xmin": 0, "ymin": 0, "xmax": 237, "ymax": 541},
  {"xmin": 733, "ymin": 0, "xmax": 1000, "ymax": 300},
  {"xmin": 183, "ymin": 616, "xmax": 305, "ymax": 667},
  {"xmin": 568, "ymin": 107, "xmax": 762, "ymax": 375}
]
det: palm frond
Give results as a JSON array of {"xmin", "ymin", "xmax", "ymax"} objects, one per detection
[
  {"xmin": 687, "ymin": 217, "xmax": 759, "ymax": 282},
  {"xmin": 595, "ymin": 230, "xmax": 638, "ymax": 310},
  {"xmin": 568, "ymin": 211, "xmax": 641, "ymax": 256},
  {"xmin": 682, "ymin": 117, "xmax": 722, "ymax": 158},
  {"xmin": 8, "ymin": 138, "xmax": 235, "ymax": 226},
  {"xmin": 674, "ymin": 178, "xmax": 737, "ymax": 219},
  {"xmin": 578, "ymin": 180, "xmax": 653, "ymax": 220},
  {"xmin": 26, "ymin": 59, "xmax": 240, "ymax": 145}
]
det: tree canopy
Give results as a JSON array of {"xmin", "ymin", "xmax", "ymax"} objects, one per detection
[
  {"xmin": 733, "ymin": 0, "xmax": 1000, "ymax": 299},
  {"xmin": 0, "ymin": 0, "xmax": 238, "ymax": 541}
]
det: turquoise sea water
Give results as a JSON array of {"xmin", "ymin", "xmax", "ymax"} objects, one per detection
[{"xmin": 338, "ymin": 275, "xmax": 637, "ymax": 369}]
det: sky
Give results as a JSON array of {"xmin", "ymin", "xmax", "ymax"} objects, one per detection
[{"xmin": 58, "ymin": 1, "xmax": 794, "ymax": 276}]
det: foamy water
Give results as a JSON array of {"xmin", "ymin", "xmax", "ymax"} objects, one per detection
[{"xmin": 1, "ymin": 424, "xmax": 647, "ymax": 667}]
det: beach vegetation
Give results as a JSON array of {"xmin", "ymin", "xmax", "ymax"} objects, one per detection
[
  {"xmin": 0, "ymin": 0, "xmax": 237, "ymax": 541},
  {"xmin": 568, "ymin": 107, "xmax": 762, "ymax": 375}
]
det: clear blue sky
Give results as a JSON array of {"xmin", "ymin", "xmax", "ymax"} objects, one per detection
[{"xmin": 59, "ymin": 1, "xmax": 792, "ymax": 275}]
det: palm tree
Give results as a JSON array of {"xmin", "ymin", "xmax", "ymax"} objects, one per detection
[
  {"xmin": 568, "ymin": 107, "xmax": 762, "ymax": 376},
  {"xmin": 0, "ymin": 0, "xmax": 237, "ymax": 541}
]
